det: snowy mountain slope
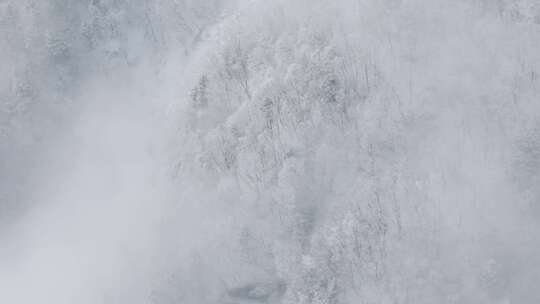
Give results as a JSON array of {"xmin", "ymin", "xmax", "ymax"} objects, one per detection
[{"xmin": 1, "ymin": 0, "xmax": 540, "ymax": 303}]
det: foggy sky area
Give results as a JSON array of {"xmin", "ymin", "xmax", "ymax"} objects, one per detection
[{"xmin": 1, "ymin": 1, "xmax": 540, "ymax": 303}]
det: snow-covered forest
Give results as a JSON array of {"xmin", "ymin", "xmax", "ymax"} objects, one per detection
[{"xmin": 1, "ymin": 0, "xmax": 540, "ymax": 303}]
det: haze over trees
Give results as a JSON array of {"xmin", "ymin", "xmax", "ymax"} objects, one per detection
[{"xmin": 1, "ymin": 1, "xmax": 540, "ymax": 303}]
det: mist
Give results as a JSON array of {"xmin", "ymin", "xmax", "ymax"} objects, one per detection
[{"xmin": 1, "ymin": 0, "xmax": 540, "ymax": 303}]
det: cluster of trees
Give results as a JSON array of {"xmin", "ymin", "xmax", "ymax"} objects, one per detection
[
  {"xmin": 2, "ymin": 0, "xmax": 540, "ymax": 303},
  {"xmin": 164, "ymin": 0, "xmax": 540, "ymax": 303}
]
